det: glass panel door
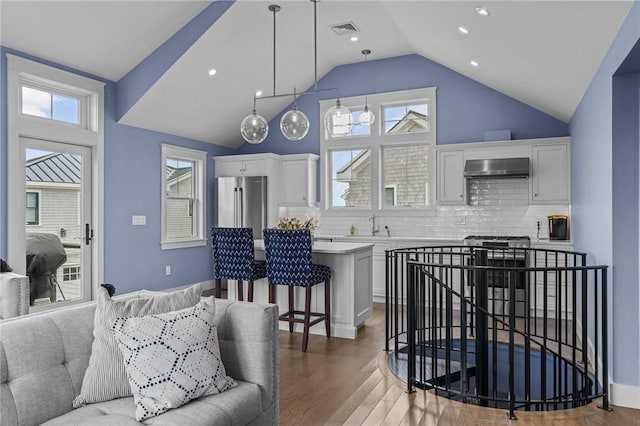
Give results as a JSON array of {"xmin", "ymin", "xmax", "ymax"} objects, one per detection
[{"xmin": 23, "ymin": 137, "xmax": 92, "ymax": 307}]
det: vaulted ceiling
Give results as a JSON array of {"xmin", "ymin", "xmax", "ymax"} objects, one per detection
[{"xmin": 1, "ymin": 1, "xmax": 634, "ymax": 148}]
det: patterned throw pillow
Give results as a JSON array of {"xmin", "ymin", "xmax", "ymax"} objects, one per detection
[
  {"xmin": 111, "ymin": 297, "xmax": 237, "ymax": 421},
  {"xmin": 72, "ymin": 283, "xmax": 203, "ymax": 407}
]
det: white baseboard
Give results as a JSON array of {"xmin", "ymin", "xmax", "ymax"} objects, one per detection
[{"xmin": 610, "ymin": 382, "xmax": 640, "ymax": 409}]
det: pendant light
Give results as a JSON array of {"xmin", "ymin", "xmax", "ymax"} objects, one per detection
[
  {"xmin": 280, "ymin": 88, "xmax": 309, "ymax": 140},
  {"xmin": 321, "ymin": 0, "xmax": 352, "ymax": 137},
  {"xmin": 240, "ymin": 95, "xmax": 268, "ymax": 144},
  {"xmin": 358, "ymin": 49, "xmax": 375, "ymax": 126},
  {"xmin": 324, "ymin": 98, "xmax": 353, "ymax": 137},
  {"xmin": 240, "ymin": 0, "xmax": 350, "ymax": 142}
]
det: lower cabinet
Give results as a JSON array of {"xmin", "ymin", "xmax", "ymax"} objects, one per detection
[{"xmin": 530, "ymin": 242, "xmax": 575, "ymax": 318}]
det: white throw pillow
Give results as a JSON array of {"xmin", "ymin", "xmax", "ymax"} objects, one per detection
[
  {"xmin": 72, "ymin": 283, "xmax": 203, "ymax": 407},
  {"xmin": 111, "ymin": 297, "xmax": 237, "ymax": 421}
]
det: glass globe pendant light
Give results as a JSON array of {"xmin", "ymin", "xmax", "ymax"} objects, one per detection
[
  {"xmin": 280, "ymin": 88, "xmax": 309, "ymax": 141},
  {"xmin": 324, "ymin": 98, "xmax": 353, "ymax": 137},
  {"xmin": 240, "ymin": 95, "xmax": 268, "ymax": 144},
  {"xmin": 358, "ymin": 49, "xmax": 375, "ymax": 126}
]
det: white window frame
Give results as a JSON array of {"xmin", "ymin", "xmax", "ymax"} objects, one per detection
[
  {"xmin": 7, "ymin": 54, "xmax": 105, "ymax": 295},
  {"xmin": 161, "ymin": 144, "xmax": 207, "ymax": 250},
  {"xmin": 384, "ymin": 185, "xmax": 397, "ymax": 207},
  {"xmin": 320, "ymin": 87, "xmax": 437, "ymax": 216},
  {"xmin": 20, "ymin": 84, "xmax": 84, "ymax": 127},
  {"xmin": 25, "ymin": 190, "xmax": 41, "ymax": 226}
]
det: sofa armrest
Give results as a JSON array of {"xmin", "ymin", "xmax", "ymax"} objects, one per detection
[
  {"xmin": 0, "ymin": 272, "xmax": 30, "ymax": 319},
  {"xmin": 214, "ymin": 299, "xmax": 279, "ymax": 422}
]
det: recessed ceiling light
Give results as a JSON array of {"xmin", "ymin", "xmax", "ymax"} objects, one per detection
[
  {"xmin": 255, "ymin": 90, "xmax": 263, "ymax": 97},
  {"xmin": 476, "ymin": 7, "xmax": 490, "ymax": 16},
  {"xmin": 470, "ymin": 60, "xmax": 479, "ymax": 67},
  {"xmin": 350, "ymin": 36, "xmax": 359, "ymax": 42},
  {"xmin": 208, "ymin": 68, "xmax": 217, "ymax": 76},
  {"xmin": 458, "ymin": 26, "xmax": 469, "ymax": 34}
]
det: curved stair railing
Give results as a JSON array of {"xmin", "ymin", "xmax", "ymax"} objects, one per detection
[{"xmin": 385, "ymin": 245, "xmax": 609, "ymax": 419}]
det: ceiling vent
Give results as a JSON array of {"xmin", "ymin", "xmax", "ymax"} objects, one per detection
[{"xmin": 330, "ymin": 22, "xmax": 359, "ymax": 36}]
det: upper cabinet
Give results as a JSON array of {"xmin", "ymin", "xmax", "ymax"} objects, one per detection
[
  {"xmin": 530, "ymin": 143, "xmax": 570, "ymax": 204},
  {"xmin": 280, "ymin": 154, "xmax": 319, "ymax": 207},
  {"xmin": 436, "ymin": 150, "xmax": 465, "ymax": 204},
  {"xmin": 214, "ymin": 154, "xmax": 280, "ymax": 177},
  {"xmin": 214, "ymin": 152, "xmax": 319, "ymax": 209},
  {"xmin": 435, "ymin": 137, "xmax": 570, "ymax": 206}
]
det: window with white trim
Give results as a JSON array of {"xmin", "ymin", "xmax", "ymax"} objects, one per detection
[
  {"xmin": 320, "ymin": 87, "xmax": 436, "ymax": 212},
  {"xmin": 26, "ymin": 191, "xmax": 40, "ymax": 225},
  {"xmin": 161, "ymin": 145, "xmax": 207, "ymax": 250}
]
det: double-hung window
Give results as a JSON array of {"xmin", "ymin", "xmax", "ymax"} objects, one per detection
[
  {"xmin": 161, "ymin": 144, "xmax": 207, "ymax": 250},
  {"xmin": 26, "ymin": 191, "xmax": 40, "ymax": 225},
  {"xmin": 321, "ymin": 87, "xmax": 436, "ymax": 214}
]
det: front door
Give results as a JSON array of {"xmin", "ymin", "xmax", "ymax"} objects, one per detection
[{"xmin": 21, "ymin": 137, "xmax": 93, "ymax": 308}]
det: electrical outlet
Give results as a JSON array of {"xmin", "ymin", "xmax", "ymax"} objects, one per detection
[{"xmin": 165, "ymin": 265, "xmax": 171, "ymax": 276}]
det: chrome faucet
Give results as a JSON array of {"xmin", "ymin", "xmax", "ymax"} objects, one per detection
[{"xmin": 369, "ymin": 215, "xmax": 380, "ymax": 236}]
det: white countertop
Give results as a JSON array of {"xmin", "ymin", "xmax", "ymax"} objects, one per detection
[
  {"xmin": 254, "ymin": 239, "xmax": 374, "ymax": 254},
  {"xmin": 314, "ymin": 234, "xmax": 461, "ymax": 244}
]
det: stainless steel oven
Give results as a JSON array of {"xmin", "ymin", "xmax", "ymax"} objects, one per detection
[{"xmin": 464, "ymin": 236, "xmax": 530, "ymax": 317}]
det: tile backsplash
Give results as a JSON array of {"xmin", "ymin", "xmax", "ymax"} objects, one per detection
[{"xmin": 283, "ymin": 178, "xmax": 570, "ymax": 241}]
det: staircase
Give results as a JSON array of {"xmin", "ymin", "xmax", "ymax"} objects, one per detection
[{"xmin": 384, "ymin": 245, "xmax": 610, "ymax": 419}]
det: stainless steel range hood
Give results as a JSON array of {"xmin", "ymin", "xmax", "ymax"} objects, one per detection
[{"xmin": 463, "ymin": 157, "xmax": 530, "ymax": 179}]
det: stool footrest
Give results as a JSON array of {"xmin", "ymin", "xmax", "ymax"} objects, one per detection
[{"xmin": 279, "ymin": 310, "xmax": 326, "ymax": 327}]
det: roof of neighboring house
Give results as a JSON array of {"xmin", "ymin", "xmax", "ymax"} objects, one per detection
[
  {"xmin": 335, "ymin": 110, "xmax": 429, "ymax": 182},
  {"xmin": 26, "ymin": 153, "xmax": 80, "ymax": 184},
  {"xmin": 387, "ymin": 110, "xmax": 429, "ymax": 134},
  {"xmin": 336, "ymin": 150, "xmax": 370, "ymax": 182},
  {"xmin": 166, "ymin": 166, "xmax": 192, "ymax": 186}
]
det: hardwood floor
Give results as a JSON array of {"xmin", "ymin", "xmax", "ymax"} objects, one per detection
[{"xmin": 278, "ymin": 303, "xmax": 639, "ymax": 425}]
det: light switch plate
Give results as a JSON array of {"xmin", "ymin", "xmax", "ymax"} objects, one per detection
[{"xmin": 132, "ymin": 215, "xmax": 146, "ymax": 226}]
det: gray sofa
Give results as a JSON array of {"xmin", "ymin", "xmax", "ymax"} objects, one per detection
[{"xmin": 0, "ymin": 298, "xmax": 279, "ymax": 425}]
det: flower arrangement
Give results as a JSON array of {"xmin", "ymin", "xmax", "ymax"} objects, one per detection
[{"xmin": 275, "ymin": 216, "xmax": 318, "ymax": 231}]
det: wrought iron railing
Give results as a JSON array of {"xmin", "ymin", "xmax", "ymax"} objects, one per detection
[{"xmin": 385, "ymin": 245, "xmax": 609, "ymax": 419}]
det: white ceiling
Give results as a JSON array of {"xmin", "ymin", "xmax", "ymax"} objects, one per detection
[{"xmin": 1, "ymin": 1, "xmax": 634, "ymax": 148}]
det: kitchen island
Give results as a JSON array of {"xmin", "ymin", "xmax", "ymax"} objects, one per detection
[{"xmin": 236, "ymin": 240, "xmax": 374, "ymax": 339}]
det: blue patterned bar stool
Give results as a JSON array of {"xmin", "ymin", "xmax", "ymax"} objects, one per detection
[
  {"xmin": 211, "ymin": 227, "xmax": 267, "ymax": 302},
  {"xmin": 263, "ymin": 228, "xmax": 331, "ymax": 352}
]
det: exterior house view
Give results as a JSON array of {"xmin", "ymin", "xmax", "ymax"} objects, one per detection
[
  {"xmin": 26, "ymin": 152, "xmax": 82, "ymax": 302},
  {"xmin": 0, "ymin": 1, "xmax": 639, "ymax": 425}
]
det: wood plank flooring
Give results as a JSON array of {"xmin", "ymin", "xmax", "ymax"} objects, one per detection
[{"xmin": 278, "ymin": 303, "xmax": 639, "ymax": 425}]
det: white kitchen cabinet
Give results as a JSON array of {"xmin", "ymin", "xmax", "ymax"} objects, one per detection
[
  {"xmin": 530, "ymin": 143, "xmax": 569, "ymax": 204},
  {"xmin": 437, "ymin": 150, "xmax": 465, "ymax": 204},
  {"xmin": 214, "ymin": 153, "xmax": 280, "ymax": 177},
  {"xmin": 530, "ymin": 244, "xmax": 575, "ymax": 318},
  {"xmin": 280, "ymin": 153, "xmax": 318, "ymax": 207},
  {"xmin": 371, "ymin": 242, "xmax": 393, "ymax": 303}
]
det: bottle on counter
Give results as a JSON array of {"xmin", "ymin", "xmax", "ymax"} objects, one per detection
[{"xmin": 349, "ymin": 225, "xmax": 355, "ymax": 235}]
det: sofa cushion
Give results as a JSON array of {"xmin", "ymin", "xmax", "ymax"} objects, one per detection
[
  {"xmin": 111, "ymin": 297, "xmax": 237, "ymax": 421},
  {"xmin": 73, "ymin": 283, "xmax": 203, "ymax": 408},
  {"xmin": 41, "ymin": 380, "xmax": 262, "ymax": 426}
]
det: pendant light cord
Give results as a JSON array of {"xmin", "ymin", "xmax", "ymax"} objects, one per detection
[
  {"xmin": 313, "ymin": 0, "xmax": 318, "ymax": 91},
  {"xmin": 269, "ymin": 4, "xmax": 281, "ymax": 97}
]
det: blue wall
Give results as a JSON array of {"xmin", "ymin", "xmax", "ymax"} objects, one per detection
[
  {"xmin": 0, "ymin": 47, "xmax": 235, "ymax": 294},
  {"xmin": 239, "ymin": 54, "xmax": 569, "ymax": 156},
  {"xmin": 570, "ymin": 1, "xmax": 640, "ymax": 390}
]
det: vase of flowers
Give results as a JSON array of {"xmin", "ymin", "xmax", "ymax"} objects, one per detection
[{"xmin": 275, "ymin": 216, "xmax": 318, "ymax": 244}]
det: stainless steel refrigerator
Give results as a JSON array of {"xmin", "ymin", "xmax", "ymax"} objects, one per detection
[{"xmin": 214, "ymin": 176, "xmax": 267, "ymax": 239}]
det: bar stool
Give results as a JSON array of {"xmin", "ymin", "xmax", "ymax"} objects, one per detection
[
  {"xmin": 263, "ymin": 228, "xmax": 331, "ymax": 352},
  {"xmin": 211, "ymin": 227, "xmax": 266, "ymax": 301}
]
